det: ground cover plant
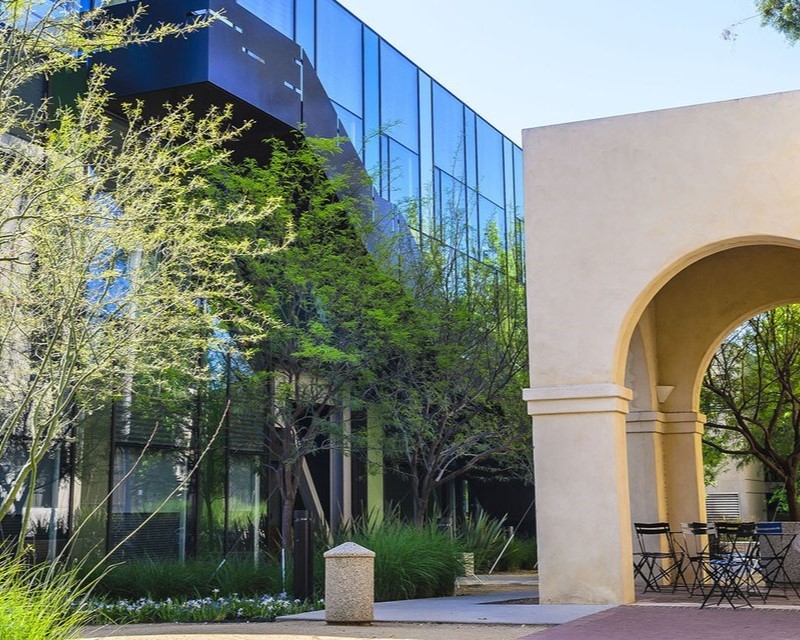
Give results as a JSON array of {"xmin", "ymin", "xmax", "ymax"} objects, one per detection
[
  {"xmin": 85, "ymin": 593, "xmax": 320, "ymax": 625},
  {"xmin": 77, "ymin": 556, "xmax": 321, "ymax": 624}
]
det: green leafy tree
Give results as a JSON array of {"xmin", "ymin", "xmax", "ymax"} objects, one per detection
[
  {"xmin": 377, "ymin": 216, "xmax": 531, "ymax": 524},
  {"xmin": 756, "ymin": 0, "xmax": 800, "ymax": 42},
  {"xmin": 0, "ymin": 0, "xmax": 278, "ymax": 551},
  {"xmin": 702, "ymin": 306, "xmax": 800, "ymax": 519},
  {"xmin": 200, "ymin": 135, "xmax": 412, "ymax": 553}
]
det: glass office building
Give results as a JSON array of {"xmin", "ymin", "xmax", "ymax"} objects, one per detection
[{"xmin": 2, "ymin": 0, "xmax": 527, "ymax": 561}]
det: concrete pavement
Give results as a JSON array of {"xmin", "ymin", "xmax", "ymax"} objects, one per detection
[
  {"xmin": 279, "ymin": 590, "xmax": 613, "ymax": 625},
  {"xmin": 81, "ymin": 581, "xmax": 614, "ymax": 640}
]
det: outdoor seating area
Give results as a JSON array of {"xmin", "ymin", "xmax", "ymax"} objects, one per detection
[{"xmin": 633, "ymin": 521, "xmax": 800, "ymax": 608}]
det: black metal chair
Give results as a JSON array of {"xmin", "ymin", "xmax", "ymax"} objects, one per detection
[
  {"xmin": 633, "ymin": 522, "xmax": 688, "ymax": 593},
  {"xmin": 681, "ymin": 521, "xmax": 719, "ymax": 597},
  {"xmin": 755, "ymin": 521, "xmax": 800, "ymax": 600},
  {"xmin": 701, "ymin": 522, "xmax": 761, "ymax": 608}
]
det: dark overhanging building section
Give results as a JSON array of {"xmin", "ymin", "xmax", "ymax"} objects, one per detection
[{"xmin": 1, "ymin": 0, "xmax": 529, "ymax": 562}]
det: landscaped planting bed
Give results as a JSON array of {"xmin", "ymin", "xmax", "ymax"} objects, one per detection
[{"xmin": 84, "ymin": 592, "xmax": 322, "ymax": 624}]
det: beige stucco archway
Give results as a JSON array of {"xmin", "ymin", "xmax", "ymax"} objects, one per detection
[{"xmin": 522, "ymin": 90, "xmax": 800, "ymax": 604}]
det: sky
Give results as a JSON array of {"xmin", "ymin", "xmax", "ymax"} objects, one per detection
[{"xmin": 337, "ymin": 0, "xmax": 800, "ymax": 144}]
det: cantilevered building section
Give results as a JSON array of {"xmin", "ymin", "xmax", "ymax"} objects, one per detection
[{"xmin": 97, "ymin": 0, "xmax": 525, "ymax": 276}]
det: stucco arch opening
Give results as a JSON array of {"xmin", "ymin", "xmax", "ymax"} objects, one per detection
[
  {"xmin": 522, "ymin": 91, "xmax": 800, "ymax": 606},
  {"xmin": 623, "ymin": 241, "xmax": 800, "ymax": 580}
]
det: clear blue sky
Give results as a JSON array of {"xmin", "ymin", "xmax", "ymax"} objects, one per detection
[{"xmin": 338, "ymin": 0, "xmax": 800, "ymax": 144}]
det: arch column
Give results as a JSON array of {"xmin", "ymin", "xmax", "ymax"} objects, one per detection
[
  {"xmin": 626, "ymin": 412, "xmax": 668, "ymax": 526},
  {"xmin": 662, "ymin": 412, "xmax": 706, "ymax": 531},
  {"xmin": 525, "ymin": 383, "xmax": 635, "ymax": 604}
]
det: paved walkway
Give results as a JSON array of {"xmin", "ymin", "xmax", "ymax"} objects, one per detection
[
  {"xmin": 81, "ymin": 576, "xmax": 800, "ymax": 640},
  {"xmin": 280, "ymin": 590, "xmax": 611, "ymax": 626},
  {"xmin": 81, "ymin": 584, "xmax": 609, "ymax": 640},
  {"xmin": 527, "ymin": 604, "xmax": 800, "ymax": 640}
]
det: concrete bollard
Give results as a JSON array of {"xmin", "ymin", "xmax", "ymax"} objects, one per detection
[{"xmin": 324, "ymin": 541, "xmax": 375, "ymax": 624}]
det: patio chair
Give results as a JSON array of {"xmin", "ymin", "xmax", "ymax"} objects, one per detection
[
  {"xmin": 702, "ymin": 521, "xmax": 760, "ymax": 608},
  {"xmin": 633, "ymin": 522, "xmax": 688, "ymax": 593},
  {"xmin": 755, "ymin": 521, "xmax": 800, "ymax": 600},
  {"xmin": 681, "ymin": 521, "xmax": 719, "ymax": 597}
]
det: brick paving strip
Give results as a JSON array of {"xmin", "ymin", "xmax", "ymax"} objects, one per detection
[{"xmin": 521, "ymin": 605, "xmax": 800, "ymax": 640}]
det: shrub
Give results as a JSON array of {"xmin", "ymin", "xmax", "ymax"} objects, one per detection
[
  {"xmin": 457, "ymin": 512, "xmax": 507, "ymax": 573},
  {"xmin": 0, "ymin": 555, "xmax": 91, "ymax": 640},
  {"xmin": 83, "ymin": 557, "xmax": 283, "ymax": 600},
  {"xmin": 331, "ymin": 517, "xmax": 462, "ymax": 601},
  {"xmin": 495, "ymin": 536, "xmax": 537, "ymax": 572}
]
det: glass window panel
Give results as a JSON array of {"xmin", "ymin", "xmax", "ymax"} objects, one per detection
[
  {"xmin": 237, "ymin": 0, "xmax": 293, "ymax": 39},
  {"xmin": 465, "ymin": 108, "xmax": 477, "ymax": 191},
  {"xmin": 111, "ymin": 448, "xmax": 190, "ymax": 560},
  {"xmin": 467, "ymin": 187, "xmax": 479, "ymax": 258},
  {"xmin": 296, "ymin": 0, "xmax": 315, "ymax": 61},
  {"xmin": 380, "ymin": 134, "xmax": 390, "ymax": 200},
  {"xmin": 363, "ymin": 28, "xmax": 380, "ymax": 179},
  {"xmin": 513, "ymin": 146, "xmax": 524, "ymax": 216},
  {"xmin": 226, "ymin": 455, "xmax": 263, "ymax": 558},
  {"xmin": 476, "ymin": 117, "xmax": 504, "ymax": 206},
  {"xmin": 515, "ymin": 216, "xmax": 525, "ymax": 280},
  {"xmin": 432, "ymin": 83, "xmax": 464, "ymax": 179},
  {"xmin": 387, "ymin": 139, "xmax": 419, "ymax": 206},
  {"xmin": 333, "ymin": 102, "xmax": 363, "ymax": 158},
  {"xmin": 316, "ymin": 0, "xmax": 362, "ymax": 117},
  {"xmin": 438, "ymin": 171, "xmax": 466, "ymax": 247},
  {"xmin": 504, "ymin": 138, "xmax": 515, "ymax": 253},
  {"xmin": 380, "ymin": 42, "xmax": 418, "ymax": 152},
  {"xmin": 418, "ymin": 72, "xmax": 434, "ymax": 229},
  {"xmin": 479, "ymin": 195, "xmax": 506, "ymax": 258},
  {"xmin": 504, "ymin": 139, "xmax": 514, "ymax": 206}
]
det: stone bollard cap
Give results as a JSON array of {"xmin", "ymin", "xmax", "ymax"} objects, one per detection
[{"xmin": 323, "ymin": 541, "xmax": 376, "ymax": 558}]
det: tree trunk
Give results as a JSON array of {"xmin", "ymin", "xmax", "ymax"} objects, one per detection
[
  {"xmin": 412, "ymin": 475, "xmax": 434, "ymax": 526},
  {"xmin": 786, "ymin": 473, "xmax": 800, "ymax": 521},
  {"xmin": 280, "ymin": 462, "xmax": 299, "ymax": 556}
]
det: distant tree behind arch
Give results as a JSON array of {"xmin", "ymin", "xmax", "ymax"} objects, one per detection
[{"xmin": 702, "ymin": 305, "xmax": 800, "ymax": 520}]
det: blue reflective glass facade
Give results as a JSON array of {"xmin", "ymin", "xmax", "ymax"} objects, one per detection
[{"xmin": 242, "ymin": 0, "xmax": 525, "ymax": 274}]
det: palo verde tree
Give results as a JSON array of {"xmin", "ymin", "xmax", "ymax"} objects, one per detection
[
  {"xmin": 376, "ymin": 211, "xmax": 531, "ymax": 524},
  {"xmin": 0, "ymin": 0, "xmax": 279, "ymax": 552},
  {"xmin": 702, "ymin": 305, "xmax": 800, "ymax": 520}
]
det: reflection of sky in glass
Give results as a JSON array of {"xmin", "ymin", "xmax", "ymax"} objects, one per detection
[
  {"xmin": 432, "ymin": 83, "xmax": 465, "ymax": 180},
  {"xmin": 380, "ymin": 41, "xmax": 418, "ymax": 152},
  {"xmin": 236, "ymin": 0, "xmax": 293, "ymax": 38},
  {"xmin": 84, "ymin": 195, "xmax": 130, "ymax": 318},
  {"xmin": 316, "ymin": 0, "xmax": 362, "ymax": 117}
]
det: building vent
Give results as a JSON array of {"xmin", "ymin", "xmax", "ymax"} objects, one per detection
[{"xmin": 706, "ymin": 492, "xmax": 741, "ymax": 522}]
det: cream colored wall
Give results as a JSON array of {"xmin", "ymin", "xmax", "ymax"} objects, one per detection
[
  {"xmin": 524, "ymin": 91, "xmax": 800, "ymax": 388},
  {"xmin": 524, "ymin": 90, "xmax": 800, "ymax": 605},
  {"xmin": 707, "ymin": 461, "xmax": 768, "ymax": 523}
]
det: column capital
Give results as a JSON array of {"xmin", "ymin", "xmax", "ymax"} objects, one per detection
[
  {"xmin": 523, "ymin": 383, "xmax": 633, "ymax": 416},
  {"xmin": 663, "ymin": 411, "xmax": 707, "ymax": 434},
  {"xmin": 626, "ymin": 411, "xmax": 666, "ymax": 434}
]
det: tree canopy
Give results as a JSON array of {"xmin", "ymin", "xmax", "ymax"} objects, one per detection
[
  {"xmin": 702, "ymin": 306, "xmax": 800, "ymax": 519},
  {"xmin": 756, "ymin": 0, "xmax": 800, "ymax": 42},
  {"xmin": 0, "ymin": 0, "xmax": 279, "ymax": 551}
]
